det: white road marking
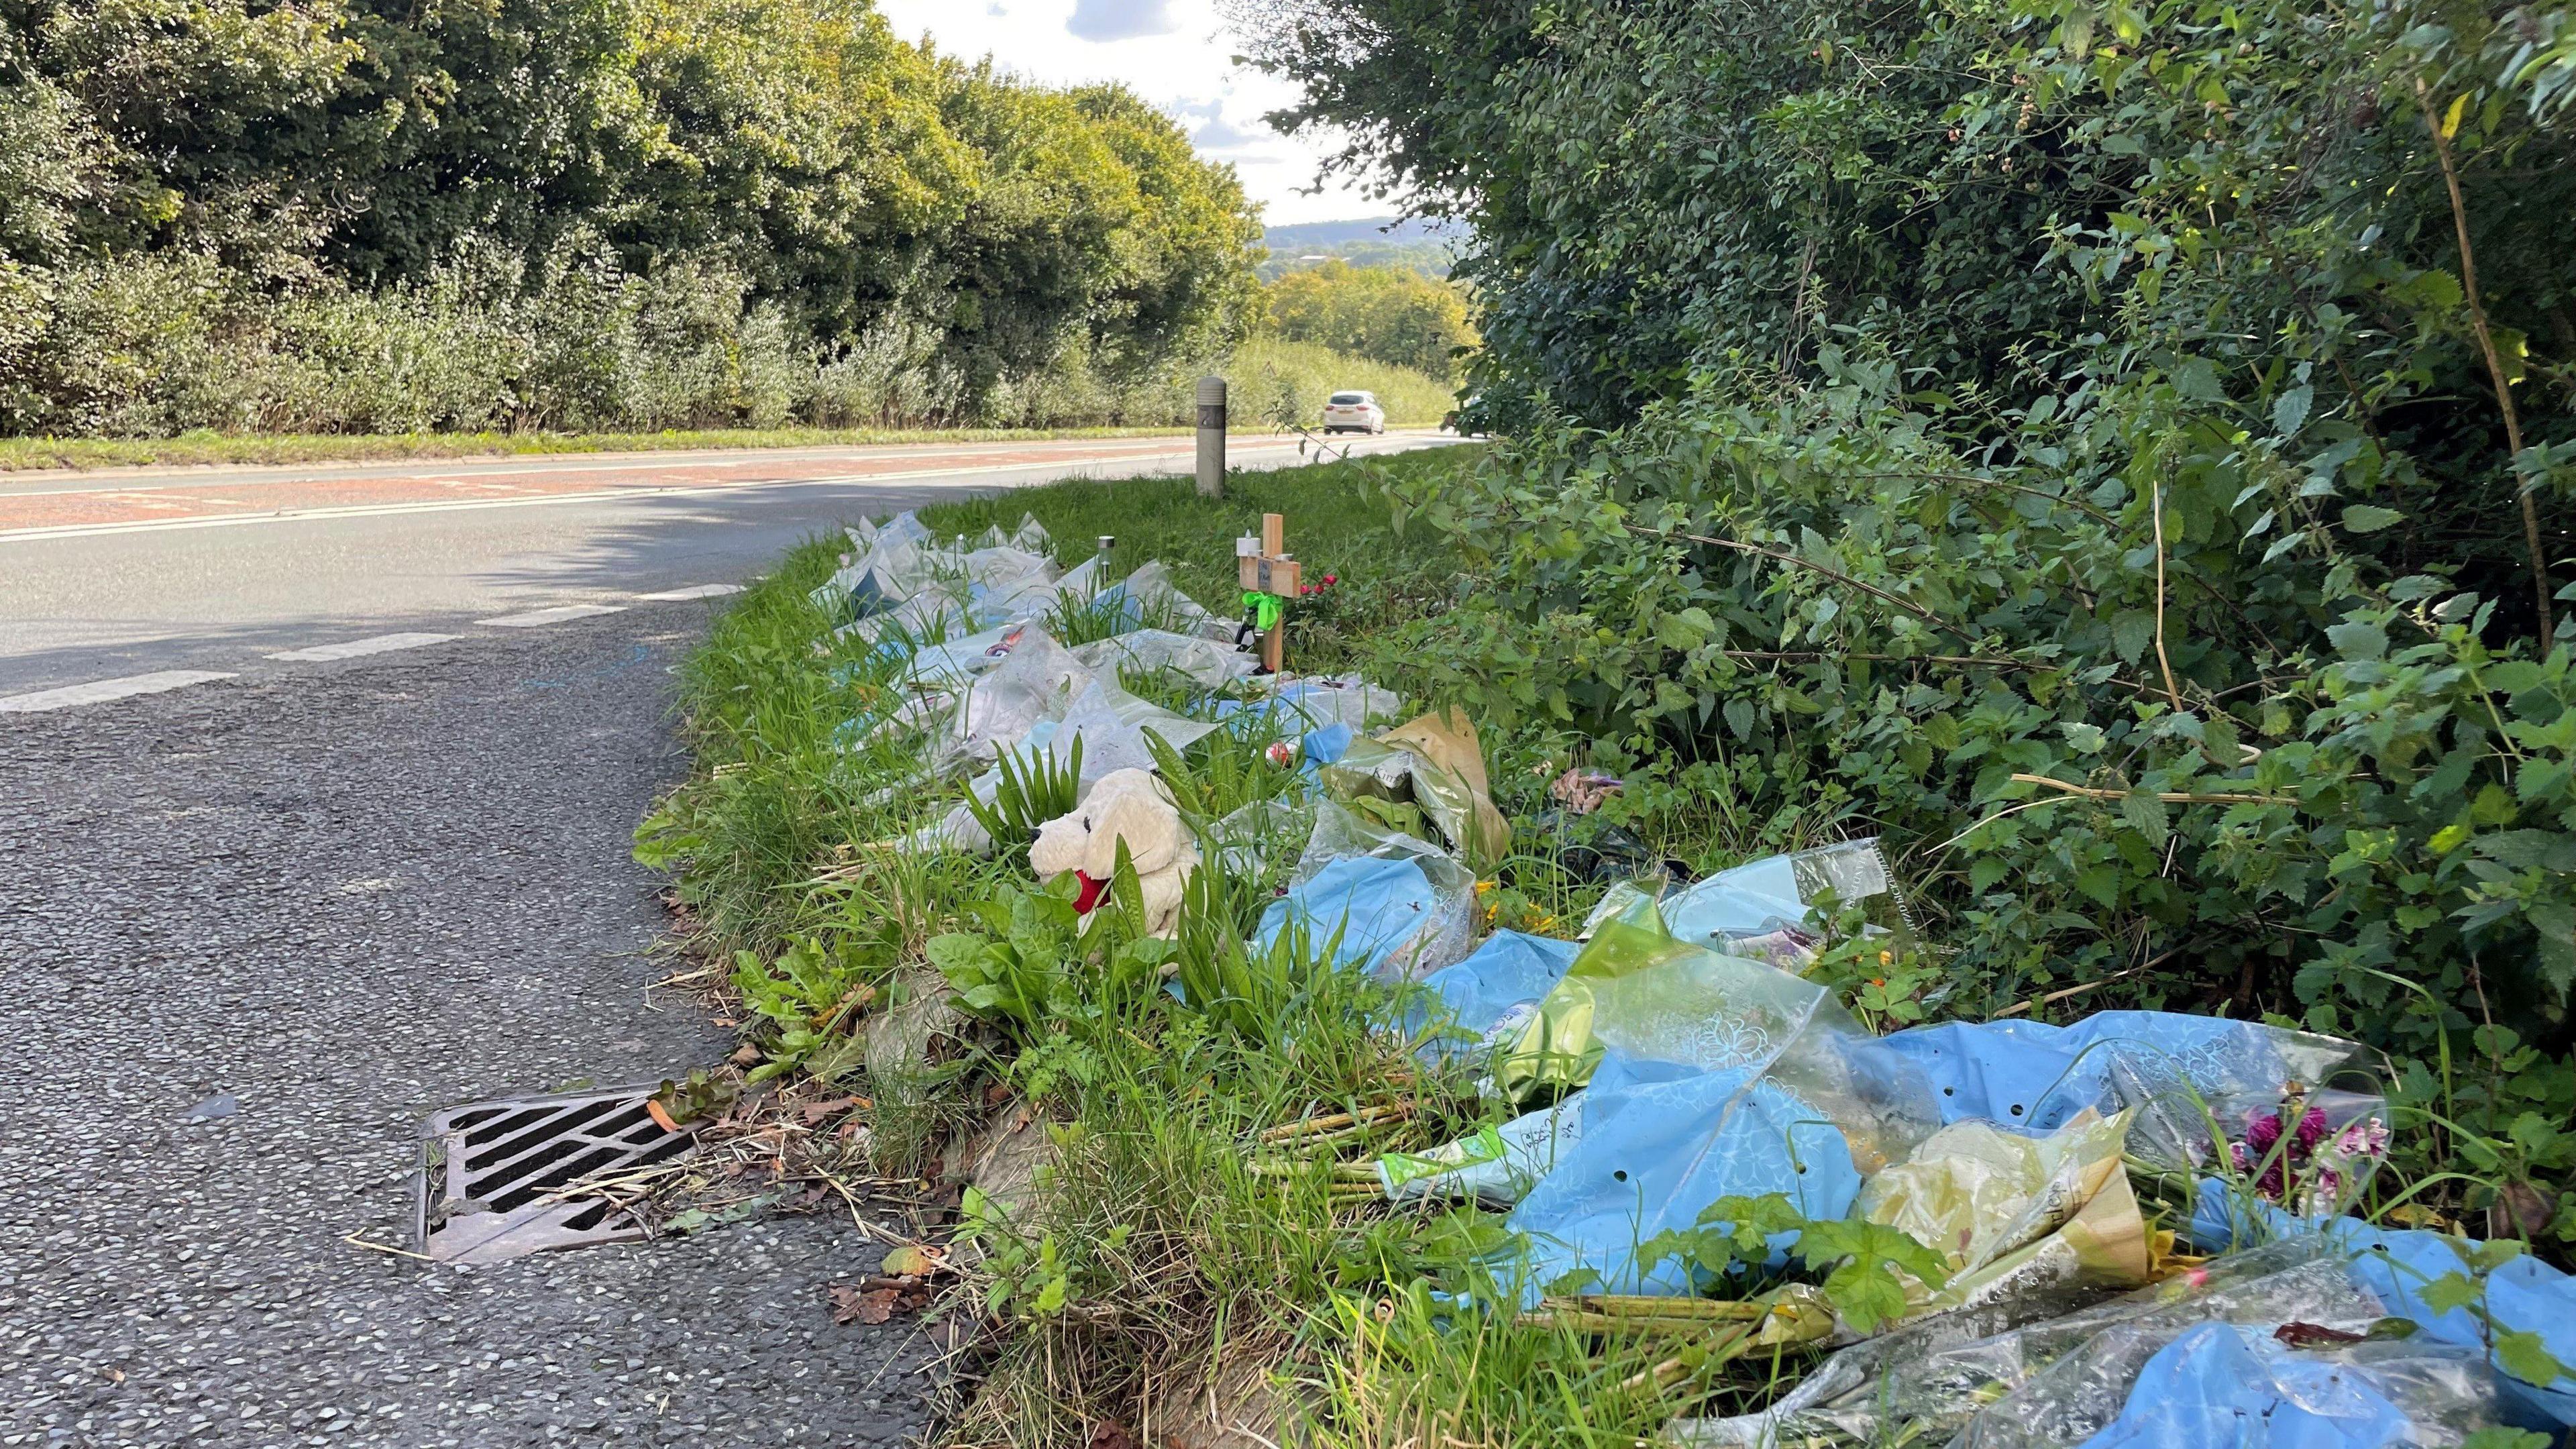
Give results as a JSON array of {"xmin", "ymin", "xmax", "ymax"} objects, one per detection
[
  {"xmin": 0, "ymin": 670, "xmax": 236, "ymax": 713},
  {"xmin": 636, "ymin": 584, "xmax": 743, "ymax": 600},
  {"xmin": 478, "ymin": 604, "xmax": 628, "ymax": 627},
  {"xmin": 266, "ymin": 632, "xmax": 458, "ymax": 661}
]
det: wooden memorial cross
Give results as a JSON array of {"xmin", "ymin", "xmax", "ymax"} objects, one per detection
[{"xmin": 1237, "ymin": 511, "xmax": 1301, "ymax": 674}]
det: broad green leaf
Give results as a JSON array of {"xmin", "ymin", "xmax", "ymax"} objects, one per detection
[
  {"xmin": 1032, "ymin": 1273, "xmax": 1069, "ymax": 1314},
  {"xmin": 2418, "ymin": 1271, "xmax": 2484, "ymax": 1316},
  {"xmin": 2495, "ymin": 1329, "xmax": 2570, "ymax": 1389},
  {"xmin": 2271, "ymin": 385, "xmax": 2312, "ymax": 436},
  {"xmin": 1655, "ymin": 606, "xmax": 1718, "ymax": 650},
  {"xmin": 2121, "ymin": 790, "xmax": 2171, "ymax": 846},
  {"xmin": 2341, "ymin": 504, "xmax": 2404, "ymax": 533},
  {"xmin": 2110, "ymin": 610, "xmax": 2155, "ymax": 664},
  {"xmin": 1821, "ymin": 1260, "xmax": 1911, "ymax": 1334},
  {"xmin": 2473, "ymin": 830, "xmax": 2576, "ymax": 870},
  {"xmin": 2325, "ymin": 621, "xmax": 2388, "ymax": 661},
  {"xmin": 2459, "ymin": 1431, "xmax": 2551, "ymax": 1449}
]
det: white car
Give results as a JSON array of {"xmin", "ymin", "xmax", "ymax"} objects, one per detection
[{"xmin": 1322, "ymin": 390, "xmax": 1387, "ymax": 435}]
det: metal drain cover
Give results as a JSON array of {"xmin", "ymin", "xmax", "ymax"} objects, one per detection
[{"xmin": 415, "ymin": 1085, "xmax": 695, "ymax": 1264}]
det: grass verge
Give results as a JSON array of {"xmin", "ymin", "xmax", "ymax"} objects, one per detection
[
  {"xmin": 0, "ymin": 423, "xmax": 1300, "ymax": 474},
  {"xmin": 0, "ymin": 340, "xmax": 1460, "ymax": 474},
  {"xmin": 637, "ymin": 449, "xmax": 1906, "ymax": 1445}
]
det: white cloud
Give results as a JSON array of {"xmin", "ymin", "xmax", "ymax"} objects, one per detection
[
  {"xmin": 1067, "ymin": 0, "xmax": 1178, "ymax": 42},
  {"xmin": 874, "ymin": 0, "xmax": 1381, "ymax": 225}
]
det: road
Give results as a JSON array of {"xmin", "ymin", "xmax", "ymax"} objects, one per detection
[
  {"xmin": 0, "ymin": 608, "xmax": 937, "ymax": 1447},
  {"xmin": 0, "ymin": 430, "xmax": 1452, "ymax": 1445},
  {"xmin": 0, "ymin": 429, "xmax": 1452, "ymax": 696}
]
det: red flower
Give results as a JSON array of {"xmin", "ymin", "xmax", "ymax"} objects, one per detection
[{"xmin": 2232, "ymin": 1107, "xmax": 2330, "ymax": 1200}]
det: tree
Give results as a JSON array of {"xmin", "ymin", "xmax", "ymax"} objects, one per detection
[
  {"xmin": 0, "ymin": 0, "xmax": 1266, "ymax": 433},
  {"xmin": 1260, "ymin": 259, "xmax": 1472, "ymax": 378}
]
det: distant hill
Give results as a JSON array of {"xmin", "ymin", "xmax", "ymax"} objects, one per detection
[
  {"xmin": 1263, "ymin": 217, "xmax": 1452, "ymax": 251},
  {"xmin": 1259, "ymin": 217, "xmax": 1465, "ymax": 282}
]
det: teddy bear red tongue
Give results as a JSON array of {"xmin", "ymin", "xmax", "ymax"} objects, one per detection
[{"xmin": 1071, "ymin": 871, "xmax": 1108, "ymax": 914}]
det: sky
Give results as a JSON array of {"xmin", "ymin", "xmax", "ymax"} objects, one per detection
[{"xmin": 874, "ymin": 0, "xmax": 1380, "ymax": 227}]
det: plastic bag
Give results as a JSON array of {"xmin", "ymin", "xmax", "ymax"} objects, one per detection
[
  {"xmin": 903, "ymin": 621, "xmax": 1044, "ymax": 692},
  {"xmin": 902, "ymin": 666, "xmax": 1226, "ymax": 857},
  {"xmin": 1047, "ymin": 677, "xmax": 1221, "ymax": 780},
  {"xmin": 1204, "ymin": 797, "xmax": 1314, "ymax": 881},
  {"xmin": 1493, "ymin": 895, "xmax": 1937, "ymax": 1155},
  {"xmin": 930, "ymin": 628, "xmax": 1093, "ymax": 775},
  {"xmin": 1219, "ymin": 675, "xmax": 1404, "ymax": 735},
  {"xmin": 1654, "ymin": 839, "xmax": 1910, "ymax": 953},
  {"xmin": 1377, "ymin": 1095, "xmax": 1587, "ymax": 1207},
  {"xmin": 1252, "ymin": 801, "xmax": 1479, "ymax": 979},
  {"xmin": 2017, "ymin": 1325, "xmax": 2498, "ymax": 1449},
  {"xmin": 1318, "ymin": 708, "xmax": 1512, "ymax": 871},
  {"xmin": 1086, "ymin": 560, "xmax": 1232, "ymax": 641},
  {"xmin": 1859, "ymin": 1110, "xmax": 2152, "ymax": 1324},
  {"xmin": 1254, "ymin": 855, "xmax": 1440, "ymax": 975},
  {"xmin": 1501, "ymin": 1054, "xmax": 1868, "ymax": 1303},
  {"xmin": 812, "ymin": 511, "xmax": 949, "ymax": 620},
  {"xmin": 1073, "ymin": 629, "xmax": 1261, "ymax": 689},
  {"xmin": 1882, "ymin": 1014, "xmax": 2373, "ymax": 1170},
  {"xmin": 2188, "ymin": 1187, "xmax": 2576, "ymax": 1428},
  {"xmin": 1495, "ymin": 898, "xmax": 1941, "ymax": 1303},
  {"xmin": 1299, "ymin": 800, "xmax": 1480, "ymax": 976},
  {"xmin": 1408, "ymin": 930, "xmax": 1582, "ymax": 1066},
  {"xmin": 1049, "ymin": 553, "xmax": 1107, "ymax": 606},
  {"xmin": 1671, "ymin": 1238, "xmax": 2361, "ymax": 1448},
  {"xmin": 960, "ymin": 543, "xmax": 1057, "ymax": 591}
]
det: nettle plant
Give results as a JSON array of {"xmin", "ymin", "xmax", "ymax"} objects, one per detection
[
  {"xmin": 1633, "ymin": 1192, "xmax": 1953, "ymax": 1335},
  {"xmin": 1338, "ymin": 0, "xmax": 2576, "ymax": 1238},
  {"xmin": 1382, "ymin": 361, "xmax": 2573, "ymax": 1234}
]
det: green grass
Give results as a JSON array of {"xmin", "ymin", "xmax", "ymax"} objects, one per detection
[
  {"xmin": 0, "ymin": 423, "xmax": 1256, "ymax": 474},
  {"xmin": 918, "ymin": 452, "xmax": 1474, "ymax": 675},
  {"xmin": 640, "ymin": 445, "xmax": 1837, "ymax": 1447}
]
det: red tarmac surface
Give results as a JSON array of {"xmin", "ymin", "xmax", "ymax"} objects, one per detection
[{"xmin": 0, "ymin": 433, "xmax": 1324, "ymax": 535}]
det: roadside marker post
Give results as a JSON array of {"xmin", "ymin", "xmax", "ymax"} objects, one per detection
[
  {"xmin": 1195, "ymin": 376, "xmax": 1227, "ymax": 499},
  {"xmin": 1238, "ymin": 512, "xmax": 1301, "ymax": 674}
]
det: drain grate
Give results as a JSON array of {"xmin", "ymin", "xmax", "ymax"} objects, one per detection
[{"xmin": 414, "ymin": 1085, "xmax": 696, "ymax": 1264}]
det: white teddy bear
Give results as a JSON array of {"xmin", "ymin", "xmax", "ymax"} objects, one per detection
[{"xmin": 1027, "ymin": 768, "xmax": 1200, "ymax": 938}]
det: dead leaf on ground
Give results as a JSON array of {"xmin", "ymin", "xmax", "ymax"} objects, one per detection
[
  {"xmin": 880, "ymin": 1242, "xmax": 947, "ymax": 1277},
  {"xmin": 800, "ymin": 1095, "xmax": 861, "ymax": 1125},
  {"xmin": 1087, "ymin": 1422, "xmax": 1140, "ymax": 1449},
  {"xmin": 828, "ymin": 1276, "xmax": 934, "ymax": 1326}
]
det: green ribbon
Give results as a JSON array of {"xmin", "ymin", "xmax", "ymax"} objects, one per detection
[{"xmin": 1241, "ymin": 590, "xmax": 1283, "ymax": 631}]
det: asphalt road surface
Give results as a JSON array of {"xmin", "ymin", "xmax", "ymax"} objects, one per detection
[
  {"xmin": 0, "ymin": 432, "xmax": 1450, "ymax": 1445},
  {"xmin": 0, "ymin": 608, "xmax": 934, "ymax": 1447},
  {"xmin": 0, "ymin": 430, "xmax": 1452, "ymax": 696}
]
